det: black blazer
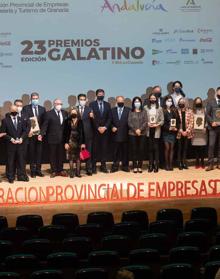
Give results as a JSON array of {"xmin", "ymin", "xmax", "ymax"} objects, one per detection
[
  {"xmin": 64, "ymin": 118, "xmax": 85, "ymax": 145},
  {"xmin": 77, "ymin": 106, "xmax": 93, "ymax": 140},
  {"xmin": 162, "ymin": 108, "xmax": 180, "ymax": 133},
  {"xmin": 89, "ymin": 100, "xmax": 112, "ymax": 130},
  {"xmin": 206, "ymin": 99, "xmax": 220, "ymax": 130},
  {"xmin": 111, "ymin": 106, "xmax": 130, "ymax": 142},
  {"xmin": 23, "ymin": 104, "xmax": 46, "ymax": 127},
  {"xmin": 0, "ymin": 115, "xmax": 29, "ymax": 142},
  {"xmin": 41, "ymin": 109, "xmax": 68, "ymax": 144}
]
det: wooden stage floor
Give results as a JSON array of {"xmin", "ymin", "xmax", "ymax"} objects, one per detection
[{"xmin": 0, "ymin": 164, "xmax": 219, "ymax": 226}]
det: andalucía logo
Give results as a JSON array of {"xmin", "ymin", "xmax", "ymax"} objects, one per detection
[
  {"xmin": 180, "ymin": 0, "xmax": 201, "ymax": 12},
  {"xmin": 100, "ymin": 0, "xmax": 168, "ymax": 13}
]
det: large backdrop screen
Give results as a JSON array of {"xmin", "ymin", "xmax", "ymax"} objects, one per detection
[{"xmin": 0, "ymin": 0, "xmax": 220, "ymax": 106}]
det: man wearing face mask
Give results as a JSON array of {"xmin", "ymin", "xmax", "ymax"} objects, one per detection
[
  {"xmin": 40, "ymin": 98, "xmax": 68, "ymax": 177},
  {"xmin": 77, "ymin": 93, "xmax": 94, "ymax": 176},
  {"xmin": 206, "ymin": 87, "xmax": 220, "ymax": 171},
  {"xmin": 89, "ymin": 89, "xmax": 112, "ymax": 173},
  {"xmin": 1, "ymin": 105, "xmax": 29, "ymax": 183},
  {"xmin": 111, "ymin": 96, "xmax": 130, "ymax": 173},
  {"xmin": 171, "ymin": 81, "xmax": 186, "ymax": 107},
  {"xmin": 23, "ymin": 92, "xmax": 46, "ymax": 178}
]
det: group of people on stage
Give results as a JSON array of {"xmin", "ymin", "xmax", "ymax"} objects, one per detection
[{"xmin": 0, "ymin": 81, "xmax": 220, "ymax": 183}]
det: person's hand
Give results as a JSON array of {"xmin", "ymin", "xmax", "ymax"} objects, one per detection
[
  {"xmin": 38, "ymin": 135, "xmax": 43, "ymax": 141},
  {"xmin": 136, "ymin": 129, "xmax": 141, "ymax": 136},
  {"xmin": 11, "ymin": 138, "xmax": 17, "ymax": 144},
  {"xmin": 112, "ymin": 127, "xmax": 117, "ymax": 133},
  {"xmin": 18, "ymin": 138, "xmax": 23, "ymax": 144},
  {"xmin": 212, "ymin": 122, "xmax": 218, "ymax": 127},
  {"xmin": 81, "ymin": 144, "xmax": 86, "ymax": 150},
  {"xmin": 28, "ymin": 131, "xmax": 33, "ymax": 138},
  {"xmin": 98, "ymin": 127, "xmax": 106, "ymax": 134},
  {"xmin": 89, "ymin": 112, "xmax": 94, "ymax": 118},
  {"xmin": 65, "ymin": 143, "xmax": 70, "ymax": 150},
  {"xmin": 182, "ymin": 131, "xmax": 187, "ymax": 137},
  {"xmin": 0, "ymin": 133, "xmax": 6, "ymax": 138}
]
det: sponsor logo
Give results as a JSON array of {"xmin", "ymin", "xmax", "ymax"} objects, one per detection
[
  {"xmin": 197, "ymin": 28, "xmax": 213, "ymax": 34},
  {"xmin": 152, "ymin": 38, "xmax": 162, "ymax": 43},
  {"xmin": 152, "ymin": 28, "xmax": 169, "ymax": 35},
  {"xmin": 0, "ymin": 41, "xmax": 11, "ymax": 46},
  {"xmin": 201, "ymin": 58, "xmax": 213, "ymax": 64},
  {"xmin": 152, "ymin": 59, "xmax": 161, "ymax": 65},
  {"xmin": 100, "ymin": 0, "xmax": 168, "ymax": 13},
  {"xmin": 200, "ymin": 38, "xmax": 213, "ymax": 43},
  {"xmin": 166, "ymin": 60, "xmax": 181, "ymax": 65},
  {"xmin": 166, "ymin": 49, "xmax": 178, "ymax": 54},
  {"xmin": 180, "ymin": 0, "xmax": 201, "ymax": 12},
  {"xmin": 200, "ymin": 49, "xmax": 214, "ymax": 54},
  {"xmin": 179, "ymin": 38, "xmax": 196, "ymax": 42},
  {"xmin": 174, "ymin": 29, "xmax": 194, "ymax": 34},
  {"xmin": 152, "ymin": 49, "xmax": 163, "ymax": 55},
  {"xmin": 181, "ymin": 48, "xmax": 190, "ymax": 54},
  {"xmin": 184, "ymin": 60, "xmax": 199, "ymax": 64}
]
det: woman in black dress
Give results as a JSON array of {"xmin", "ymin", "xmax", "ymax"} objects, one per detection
[{"xmin": 64, "ymin": 107, "xmax": 85, "ymax": 178}]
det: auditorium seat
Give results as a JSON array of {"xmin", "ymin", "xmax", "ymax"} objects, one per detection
[
  {"xmin": 121, "ymin": 210, "xmax": 149, "ymax": 231},
  {"xmin": 208, "ymin": 245, "xmax": 220, "ymax": 261},
  {"xmin": 46, "ymin": 252, "xmax": 79, "ymax": 269},
  {"xmin": 112, "ymin": 222, "xmax": 141, "ymax": 240},
  {"xmin": 75, "ymin": 268, "xmax": 108, "ymax": 279},
  {"xmin": 204, "ymin": 261, "xmax": 220, "ymax": 279},
  {"xmin": 0, "ymin": 272, "xmax": 20, "ymax": 278},
  {"xmin": 139, "ymin": 233, "xmax": 169, "ymax": 255},
  {"xmin": 87, "ymin": 211, "xmax": 114, "ymax": 233},
  {"xmin": 62, "ymin": 236, "xmax": 92, "ymax": 259},
  {"xmin": 129, "ymin": 248, "xmax": 160, "ymax": 265},
  {"xmin": 88, "ymin": 250, "xmax": 120, "ymax": 268},
  {"xmin": 22, "ymin": 239, "xmax": 52, "ymax": 260},
  {"xmin": 75, "ymin": 224, "xmax": 104, "ymax": 247},
  {"xmin": 184, "ymin": 218, "xmax": 213, "ymax": 234},
  {"xmin": 16, "ymin": 215, "xmax": 43, "ymax": 236},
  {"xmin": 191, "ymin": 207, "xmax": 217, "ymax": 229},
  {"xmin": 177, "ymin": 231, "xmax": 209, "ymax": 253},
  {"xmin": 0, "ymin": 240, "xmax": 13, "ymax": 263},
  {"xmin": 161, "ymin": 263, "xmax": 194, "ymax": 279},
  {"xmin": 169, "ymin": 246, "xmax": 201, "ymax": 264},
  {"xmin": 38, "ymin": 225, "xmax": 67, "ymax": 242},
  {"xmin": 156, "ymin": 208, "xmax": 183, "ymax": 231},
  {"xmin": 120, "ymin": 265, "xmax": 152, "ymax": 279},
  {"xmin": 31, "ymin": 269, "xmax": 63, "ymax": 279},
  {"xmin": 0, "ymin": 227, "xmax": 31, "ymax": 250},
  {"xmin": 51, "ymin": 213, "xmax": 79, "ymax": 234},
  {"xmin": 0, "ymin": 216, "xmax": 8, "ymax": 231},
  {"xmin": 101, "ymin": 235, "xmax": 131, "ymax": 257}
]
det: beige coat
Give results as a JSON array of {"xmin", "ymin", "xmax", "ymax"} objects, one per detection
[{"xmin": 144, "ymin": 106, "xmax": 164, "ymax": 138}]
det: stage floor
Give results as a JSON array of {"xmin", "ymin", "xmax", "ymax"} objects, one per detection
[{"xmin": 0, "ymin": 164, "xmax": 219, "ymax": 226}]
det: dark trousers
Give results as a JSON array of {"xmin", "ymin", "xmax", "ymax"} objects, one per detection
[
  {"xmin": 177, "ymin": 136, "xmax": 189, "ymax": 163},
  {"xmin": 129, "ymin": 135, "xmax": 145, "ymax": 168},
  {"xmin": 48, "ymin": 143, "xmax": 64, "ymax": 173},
  {"xmin": 194, "ymin": 145, "xmax": 206, "ymax": 164},
  {"xmin": 6, "ymin": 143, "xmax": 26, "ymax": 180},
  {"xmin": 112, "ymin": 141, "xmax": 129, "ymax": 168},
  {"xmin": 92, "ymin": 131, "xmax": 109, "ymax": 167},
  {"xmin": 28, "ymin": 136, "xmax": 43, "ymax": 172},
  {"xmin": 85, "ymin": 137, "xmax": 92, "ymax": 171},
  {"xmin": 208, "ymin": 128, "xmax": 220, "ymax": 164},
  {"xmin": 148, "ymin": 137, "xmax": 159, "ymax": 165}
]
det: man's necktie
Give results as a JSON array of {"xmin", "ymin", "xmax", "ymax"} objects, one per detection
[
  {"xmin": 118, "ymin": 108, "xmax": 122, "ymax": 120},
  {"xmin": 100, "ymin": 102, "xmax": 103, "ymax": 115},
  {"xmin": 13, "ymin": 117, "xmax": 17, "ymax": 130},
  {"xmin": 34, "ymin": 106, "xmax": 38, "ymax": 117},
  {"xmin": 57, "ymin": 111, "xmax": 62, "ymax": 124},
  {"xmin": 80, "ymin": 107, "xmax": 84, "ymax": 117}
]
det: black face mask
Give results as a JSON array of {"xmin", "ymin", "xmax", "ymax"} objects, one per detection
[
  {"xmin": 155, "ymin": 92, "xmax": 162, "ymax": 98},
  {"xmin": 117, "ymin": 102, "xmax": 124, "ymax": 108},
  {"xmin": 11, "ymin": 112, "xmax": 18, "ymax": 117},
  {"xmin": 179, "ymin": 104, "xmax": 185, "ymax": 109},
  {"xmin": 97, "ymin": 96, "xmax": 104, "ymax": 101},
  {"xmin": 150, "ymin": 100, "xmax": 156, "ymax": 104},
  {"xmin": 71, "ymin": 113, "xmax": 77, "ymax": 119},
  {"xmin": 195, "ymin": 103, "xmax": 202, "ymax": 108},
  {"xmin": 175, "ymin": 88, "xmax": 181, "ymax": 94}
]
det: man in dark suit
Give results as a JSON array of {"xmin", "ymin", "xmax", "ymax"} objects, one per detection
[
  {"xmin": 77, "ymin": 93, "xmax": 94, "ymax": 175},
  {"xmin": 89, "ymin": 89, "xmax": 112, "ymax": 173},
  {"xmin": 40, "ymin": 98, "xmax": 68, "ymax": 177},
  {"xmin": 111, "ymin": 96, "xmax": 130, "ymax": 172},
  {"xmin": 206, "ymin": 87, "xmax": 220, "ymax": 171},
  {"xmin": 0, "ymin": 105, "xmax": 29, "ymax": 183},
  {"xmin": 23, "ymin": 92, "xmax": 46, "ymax": 178}
]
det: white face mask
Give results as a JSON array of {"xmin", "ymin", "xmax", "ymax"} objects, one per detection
[
  {"xmin": 134, "ymin": 102, "xmax": 141, "ymax": 109},
  {"xmin": 166, "ymin": 101, "xmax": 172, "ymax": 108},
  {"xmin": 55, "ymin": 105, "xmax": 62, "ymax": 111},
  {"xmin": 79, "ymin": 100, "xmax": 86, "ymax": 107},
  {"xmin": 17, "ymin": 107, "xmax": 22, "ymax": 113}
]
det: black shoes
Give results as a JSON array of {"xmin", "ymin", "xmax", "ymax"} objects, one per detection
[
  {"xmin": 100, "ymin": 166, "xmax": 109, "ymax": 173},
  {"xmin": 8, "ymin": 179, "xmax": 14, "ymax": 184},
  {"xmin": 154, "ymin": 165, "xmax": 159, "ymax": 173},
  {"xmin": 31, "ymin": 172, "xmax": 36, "ymax": 178},
  {"xmin": 86, "ymin": 170, "xmax": 93, "ymax": 176},
  {"xmin": 148, "ymin": 165, "xmax": 154, "ymax": 173},
  {"xmin": 36, "ymin": 171, "xmax": 44, "ymax": 177},
  {"xmin": 17, "ymin": 176, "xmax": 29, "ymax": 182},
  {"xmin": 121, "ymin": 167, "xmax": 130, "ymax": 172}
]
